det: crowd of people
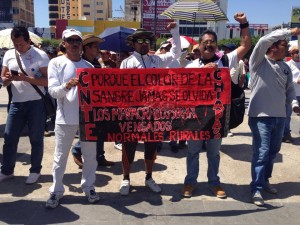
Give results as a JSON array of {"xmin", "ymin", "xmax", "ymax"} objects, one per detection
[{"xmin": 0, "ymin": 11, "xmax": 300, "ymax": 209}]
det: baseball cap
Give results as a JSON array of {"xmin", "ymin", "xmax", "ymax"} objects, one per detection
[
  {"xmin": 221, "ymin": 43, "xmax": 236, "ymax": 51},
  {"xmin": 62, "ymin": 29, "xmax": 82, "ymax": 39}
]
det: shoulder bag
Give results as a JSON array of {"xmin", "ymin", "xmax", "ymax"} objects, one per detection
[{"xmin": 15, "ymin": 51, "xmax": 56, "ymax": 119}]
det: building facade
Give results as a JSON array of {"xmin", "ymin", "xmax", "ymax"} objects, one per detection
[
  {"xmin": 48, "ymin": 0, "xmax": 112, "ymax": 27},
  {"xmin": 0, "ymin": 0, "xmax": 34, "ymax": 29}
]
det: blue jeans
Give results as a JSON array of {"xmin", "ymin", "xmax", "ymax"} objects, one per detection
[
  {"xmin": 283, "ymin": 104, "xmax": 292, "ymax": 136},
  {"xmin": 184, "ymin": 138, "xmax": 222, "ymax": 187},
  {"xmin": 1, "ymin": 100, "xmax": 46, "ymax": 175},
  {"xmin": 248, "ymin": 117, "xmax": 285, "ymax": 193},
  {"xmin": 72, "ymin": 139, "xmax": 105, "ymax": 162}
]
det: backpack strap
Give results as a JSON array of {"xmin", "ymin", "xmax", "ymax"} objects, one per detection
[{"xmin": 221, "ymin": 54, "xmax": 229, "ymax": 67}]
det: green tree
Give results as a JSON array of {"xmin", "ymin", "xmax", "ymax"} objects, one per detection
[
  {"xmin": 41, "ymin": 38, "xmax": 61, "ymax": 49},
  {"xmin": 218, "ymin": 36, "xmax": 260, "ymax": 59}
]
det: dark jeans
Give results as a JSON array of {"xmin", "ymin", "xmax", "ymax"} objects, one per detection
[
  {"xmin": 1, "ymin": 100, "xmax": 46, "ymax": 175},
  {"xmin": 72, "ymin": 139, "xmax": 105, "ymax": 162}
]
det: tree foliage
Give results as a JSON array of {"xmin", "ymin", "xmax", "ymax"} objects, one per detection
[
  {"xmin": 218, "ymin": 36, "xmax": 261, "ymax": 59},
  {"xmin": 41, "ymin": 38, "xmax": 61, "ymax": 49}
]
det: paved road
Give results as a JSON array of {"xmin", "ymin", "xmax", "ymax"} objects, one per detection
[{"xmin": 0, "ymin": 88, "xmax": 300, "ymax": 225}]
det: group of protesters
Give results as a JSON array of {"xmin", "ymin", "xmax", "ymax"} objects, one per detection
[{"xmin": 0, "ymin": 11, "xmax": 300, "ymax": 209}]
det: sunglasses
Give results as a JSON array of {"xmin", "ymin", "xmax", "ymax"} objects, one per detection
[
  {"xmin": 291, "ymin": 50, "xmax": 299, "ymax": 54},
  {"xmin": 65, "ymin": 37, "xmax": 82, "ymax": 44},
  {"xmin": 201, "ymin": 40, "xmax": 217, "ymax": 46},
  {"xmin": 135, "ymin": 38, "xmax": 151, "ymax": 44}
]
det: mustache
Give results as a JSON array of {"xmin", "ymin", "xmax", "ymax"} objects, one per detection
[{"xmin": 204, "ymin": 46, "xmax": 214, "ymax": 51}]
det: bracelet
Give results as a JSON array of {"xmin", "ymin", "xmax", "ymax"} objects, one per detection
[{"xmin": 240, "ymin": 21, "xmax": 249, "ymax": 29}]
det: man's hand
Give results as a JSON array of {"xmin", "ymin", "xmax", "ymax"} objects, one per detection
[
  {"xmin": 203, "ymin": 62, "xmax": 218, "ymax": 70},
  {"xmin": 167, "ymin": 22, "xmax": 177, "ymax": 31},
  {"xmin": 11, "ymin": 72, "xmax": 27, "ymax": 82},
  {"xmin": 65, "ymin": 78, "xmax": 79, "ymax": 90},
  {"xmin": 234, "ymin": 12, "xmax": 247, "ymax": 24},
  {"xmin": 291, "ymin": 27, "xmax": 300, "ymax": 36}
]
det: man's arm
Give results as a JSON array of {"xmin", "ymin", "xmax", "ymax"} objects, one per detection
[
  {"xmin": 159, "ymin": 22, "xmax": 181, "ymax": 67},
  {"xmin": 234, "ymin": 12, "xmax": 251, "ymax": 62},
  {"xmin": 1, "ymin": 66, "xmax": 12, "ymax": 87}
]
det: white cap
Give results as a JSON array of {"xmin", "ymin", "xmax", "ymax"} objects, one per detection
[{"xmin": 62, "ymin": 29, "xmax": 82, "ymax": 39}]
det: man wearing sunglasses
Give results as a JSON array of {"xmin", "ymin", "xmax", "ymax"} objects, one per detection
[
  {"xmin": 46, "ymin": 29, "xmax": 100, "ymax": 208},
  {"xmin": 182, "ymin": 12, "xmax": 251, "ymax": 200},
  {"xmin": 118, "ymin": 22, "xmax": 181, "ymax": 196}
]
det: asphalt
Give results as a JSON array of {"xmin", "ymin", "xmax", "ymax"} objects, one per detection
[{"xmin": 0, "ymin": 87, "xmax": 300, "ymax": 225}]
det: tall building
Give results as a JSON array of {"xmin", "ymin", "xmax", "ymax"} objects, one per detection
[
  {"xmin": 0, "ymin": 0, "xmax": 34, "ymax": 28},
  {"xmin": 124, "ymin": 0, "xmax": 141, "ymax": 22},
  {"xmin": 48, "ymin": 0, "xmax": 112, "ymax": 27}
]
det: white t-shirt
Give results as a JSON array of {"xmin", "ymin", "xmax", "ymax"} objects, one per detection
[
  {"xmin": 2, "ymin": 46, "xmax": 49, "ymax": 102},
  {"xmin": 230, "ymin": 60, "xmax": 245, "ymax": 85},
  {"xmin": 185, "ymin": 50, "xmax": 238, "ymax": 69},
  {"xmin": 48, "ymin": 55, "xmax": 93, "ymax": 125},
  {"xmin": 286, "ymin": 59, "xmax": 300, "ymax": 96}
]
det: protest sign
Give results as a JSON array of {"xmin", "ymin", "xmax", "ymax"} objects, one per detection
[{"xmin": 77, "ymin": 67, "xmax": 231, "ymax": 142}]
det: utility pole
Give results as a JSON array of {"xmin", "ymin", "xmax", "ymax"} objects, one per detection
[{"xmin": 154, "ymin": 0, "xmax": 158, "ymax": 49}]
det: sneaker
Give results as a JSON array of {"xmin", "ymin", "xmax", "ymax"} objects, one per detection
[
  {"xmin": 282, "ymin": 134, "xmax": 293, "ymax": 143},
  {"xmin": 182, "ymin": 184, "xmax": 194, "ymax": 198},
  {"xmin": 98, "ymin": 158, "xmax": 115, "ymax": 167},
  {"xmin": 25, "ymin": 173, "xmax": 41, "ymax": 184},
  {"xmin": 227, "ymin": 130, "xmax": 234, "ymax": 137},
  {"xmin": 0, "ymin": 172, "xmax": 14, "ymax": 182},
  {"xmin": 114, "ymin": 143, "xmax": 122, "ymax": 150},
  {"xmin": 145, "ymin": 178, "xmax": 162, "ymax": 193},
  {"xmin": 85, "ymin": 189, "xmax": 100, "ymax": 203},
  {"xmin": 45, "ymin": 193, "xmax": 63, "ymax": 209},
  {"xmin": 73, "ymin": 154, "xmax": 83, "ymax": 169},
  {"xmin": 264, "ymin": 182, "xmax": 277, "ymax": 194},
  {"xmin": 210, "ymin": 186, "xmax": 227, "ymax": 199},
  {"xmin": 120, "ymin": 179, "xmax": 130, "ymax": 196},
  {"xmin": 252, "ymin": 191, "xmax": 264, "ymax": 206}
]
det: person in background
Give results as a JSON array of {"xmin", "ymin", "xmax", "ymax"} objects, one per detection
[
  {"xmin": 283, "ymin": 45, "xmax": 300, "ymax": 143},
  {"xmin": 46, "ymin": 29, "xmax": 100, "ymax": 209},
  {"xmin": 57, "ymin": 42, "xmax": 66, "ymax": 56},
  {"xmin": 248, "ymin": 27, "xmax": 300, "ymax": 206},
  {"xmin": 155, "ymin": 41, "xmax": 172, "ymax": 55},
  {"xmin": 182, "ymin": 12, "xmax": 251, "ymax": 199},
  {"xmin": 114, "ymin": 50, "xmax": 131, "ymax": 151},
  {"xmin": 192, "ymin": 44, "xmax": 201, "ymax": 59},
  {"xmin": 221, "ymin": 43, "xmax": 246, "ymax": 137},
  {"xmin": 71, "ymin": 34, "xmax": 115, "ymax": 168},
  {"xmin": 118, "ymin": 22, "xmax": 181, "ymax": 196},
  {"xmin": 0, "ymin": 26, "xmax": 49, "ymax": 184},
  {"xmin": 99, "ymin": 50, "xmax": 117, "ymax": 68},
  {"xmin": 115, "ymin": 51, "xmax": 130, "ymax": 69},
  {"xmin": 110, "ymin": 51, "xmax": 117, "ymax": 62}
]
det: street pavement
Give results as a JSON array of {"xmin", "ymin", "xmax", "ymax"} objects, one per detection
[{"xmin": 0, "ymin": 87, "xmax": 300, "ymax": 225}]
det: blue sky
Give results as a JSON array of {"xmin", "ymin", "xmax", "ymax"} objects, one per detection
[{"xmin": 34, "ymin": 0, "xmax": 298, "ymax": 27}]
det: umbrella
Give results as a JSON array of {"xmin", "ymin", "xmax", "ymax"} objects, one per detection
[
  {"xmin": 99, "ymin": 26, "xmax": 135, "ymax": 53},
  {"xmin": 0, "ymin": 28, "xmax": 42, "ymax": 49},
  {"xmin": 161, "ymin": 0, "xmax": 228, "ymax": 22},
  {"xmin": 168, "ymin": 36, "xmax": 198, "ymax": 49}
]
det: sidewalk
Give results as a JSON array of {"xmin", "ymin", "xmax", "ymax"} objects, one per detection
[{"xmin": 0, "ymin": 87, "xmax": 300, "ymax": 225}]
